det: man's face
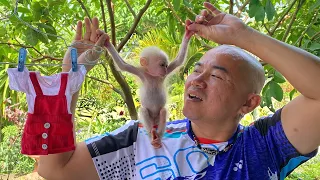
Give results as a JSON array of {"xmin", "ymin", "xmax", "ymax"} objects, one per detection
[{"xmin": 183, "ymin": 48, "xmax": 250, "ymax": 123}]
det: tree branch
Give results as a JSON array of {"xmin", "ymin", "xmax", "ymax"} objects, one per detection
[
  {"xmin": 282, "ymin": 0, "xmax": 305, "ymax": 42},
  {"xmin": 165, "ymin": 0, "xmax": 184, "ymax": 25},
  {"xmin": 195, "ymin": 35, "xmax": 214, "ymax": 49},
  {"xmin": 104, "ymin": 0, "xmax": 144, "ymax": 120},
  {"xmin": 0, "ymin": 42, "xmax": 63, "ymax": 62},
  {"xmin": 106, "ymin": 0, "xmax": 116, "ymax": 46},
  {"xmin": 235, "ymin": 0, "xmax": 241, "ymax": 9},
  {"xmin": 106, "ymin": 56, "xmax": 138, "ymax": 119},
  {"xmin": 235, "ymin": 0, "xmax": 250, "ymax": 17},
  {"xmin": 76, "ymin": 0, "xmax": 92, "ymax": 21},
  {"xmin": 229, "ymin": 0, "xmax": 234, "ymax": 14},
  {"xmin": 0, "ymin": 42, "xmax": 43, "ymax": 56},
  {"xmin": 165, "ymin": 0, "xmax": 214, "ymax": 49},
  {"xmin": 270, "ymin": 0, "xmax": 298, "ymax": 36},
  {"xmin": 86, "ymin": 75, "xmax": 124, "ymax": 98},
  {"xmin": 263, "ymin": 23, "xmax": 271, "ymax": 36},
  {"xmin": 117, "ymin": 0, "xmax": 152, "ymax": 52},
  {"xmin": 32, "ymin": 56, "xmax": 63, "ymax": 62},
  {"xmin": 101, "ymin": 61, "xmax": 109, "ymax": 79},
  {"xmin": 99, "ymin": 0, "xmax": 108, "ymax": 32},
  {"xmin": 294, "ymin": 11, "xmax": 319, "ymax": 46},
  {"xmin": 184, "ymin": 6, "xmax": 197, "ymax": 16},
  {"xmin": 124, "ymin": 0, "xmax": 136, "ymax": 18},
  {"xmin": 311, "ymin": 31, "xmax": 320, "ymax": 41}
]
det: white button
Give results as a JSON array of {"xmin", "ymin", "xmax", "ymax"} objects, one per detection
[
  {"xmin": 42, "ymin": 133, "xmax": 48, "ymax": 139},
  {"xmin": 42, "ymin": 144, "xmax": 48, "ymax": 150},
  {"xmin": 44, "ymin": 123, "xmax": 50, "ymax": 129}
]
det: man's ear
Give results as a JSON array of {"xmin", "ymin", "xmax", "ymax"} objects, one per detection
[
  {"xmin": 140, "ymin": 57, "xmax": 148, "ymax": 67},
  {"xmin": 239, "ymin": 94, "xmax": 261, "ymax": 115}
]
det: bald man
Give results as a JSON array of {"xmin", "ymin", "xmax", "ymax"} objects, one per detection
[{"xmin": 37, "ymin": 3, "xmax": 319, "ymax": 180}]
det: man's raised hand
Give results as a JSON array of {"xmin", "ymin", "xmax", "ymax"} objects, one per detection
[{"xmin": 187, "ymin": 2, "xmax": 250, "ymax": 46}]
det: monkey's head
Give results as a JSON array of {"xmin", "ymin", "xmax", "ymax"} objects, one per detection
[{"xmin": 140, "ymin": 46, "xmax": 169, "ymax": 77}]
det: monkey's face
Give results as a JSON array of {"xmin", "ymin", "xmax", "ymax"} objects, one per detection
[
  {"xmin": 146, "ymin": 58, "xmax": 168, "ymax": 77},
  {"xmin": 183, "ymin": 47, "xmax": 250, "ymax": 123}
]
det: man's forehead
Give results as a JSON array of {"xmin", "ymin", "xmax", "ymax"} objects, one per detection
[{"xmin": 199, "ymin": 46, "xmax": 247, "ymax": 65}]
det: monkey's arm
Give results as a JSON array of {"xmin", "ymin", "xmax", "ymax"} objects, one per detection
[
  {"xmin": 105, "ymin": 41, "xmax": 145, "ymax": 80},
  {"xmin": 166, "ymin": 34, "xmax": 191, "ymax": 75}
]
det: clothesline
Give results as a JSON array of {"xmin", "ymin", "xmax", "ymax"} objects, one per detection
[{"xmin": 0, "ymin": 62, "xmax": 103, "ymax": 66}]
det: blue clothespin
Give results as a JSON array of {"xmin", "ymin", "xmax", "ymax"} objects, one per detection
[
  {"xmin": 18, "ymin": 48, "xmax": 27, "ymax": 72},
  {"xmin": 71, "ymin": 48, "xmax": 78, "ymax": 72}
]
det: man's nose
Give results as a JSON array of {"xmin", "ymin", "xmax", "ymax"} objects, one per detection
[{"xmin": 191, "ymin": 75, "xmax": 207, "ymax": 88}]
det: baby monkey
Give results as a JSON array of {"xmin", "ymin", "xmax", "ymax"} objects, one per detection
[{"xmin": 105, "ymin": 20, "xmax": 193, "ymax": 148}]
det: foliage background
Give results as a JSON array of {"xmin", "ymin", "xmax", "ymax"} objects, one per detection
[{"xmin": 0, "ymin": 0, "xmax": 319, "ymax": 179}]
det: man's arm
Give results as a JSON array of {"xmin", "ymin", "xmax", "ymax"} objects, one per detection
[
  {"xmin": 167, "ymin": 20, "xmax": 193, "ymax": 75},
  {"xmin": 38, "ymin": 142, "xmax": 98, "ymax": 180},
  {"xmin": 188, "ymin": 2, "xmax": 320, "ymax": 154},
  {"xmin": 105, "ymin": 38, "xmax": 145, "ymax": 80},
  {"xmin": 37, "ymin": 19, "xmax": 108, "ymax": 180},
  {"xmin": 241, "ymin": 30, "xmax": 320, "ymax": 155}
]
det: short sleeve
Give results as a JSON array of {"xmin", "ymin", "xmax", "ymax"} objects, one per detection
[
  {"xmin": 7, "ymin": 67, "xmax": 30, "ymax": 93},
  {"xmin": 85, "ymin": 120, "xmax": 139, "ymax": 179},
  {"xmin": 68, "ymin": 65, "xmax": 87, "ymax": 94},
  {"xmin": 249, "ymin": 109, "xmax": 318, "ymax": 179}
]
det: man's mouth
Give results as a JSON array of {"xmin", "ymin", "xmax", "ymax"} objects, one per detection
[{"xmin": 188, "ymin": 94, "xmax": 203, "ymax": 101}]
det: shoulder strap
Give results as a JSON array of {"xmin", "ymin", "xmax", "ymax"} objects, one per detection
[
  {"xmin": 58, "ymin": 73, "xmax": 68, "ymax": 95},
  {"xmin": 29, "ymin": 72, "xmax": 43, "ymax": 95}
]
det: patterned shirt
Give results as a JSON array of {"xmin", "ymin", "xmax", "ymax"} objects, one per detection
[{"xmin": 85, "ymin": 109, "xmax": 317, "ymax": 179}]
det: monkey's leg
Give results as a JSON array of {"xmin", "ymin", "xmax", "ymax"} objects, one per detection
[
  {"xmin": 140, "ymin": 107, "xmax": 161, "ymax": 148},
  {"xmin": 139, "ymin": 107, "xmax": 153, "ymax": 135},
  {"xmin": 151, "ymin": 108, "xmax": 167, "ymax": 148},
  {"xmin": 157, "ymin": 107, "xmax": 167, "ymax": 138}
]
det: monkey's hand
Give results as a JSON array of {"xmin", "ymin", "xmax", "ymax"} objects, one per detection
[
  {"xmin": 103, "ymin": 33, "xmax": 111, "ymax": 47},
  {"xmin": 184, "ymin": 19, "xmax": 195, "ymax": 40}
]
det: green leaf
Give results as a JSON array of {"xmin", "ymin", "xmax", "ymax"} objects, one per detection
[
  {"xmin": 37, "ymin": 32, "xmax": 49, "ymax": 44},
  {"xmin": 0, "ymin": 0, "xmax": 11, "ymax": 8},
  {"xmin": 265, "ymin": 0, "xmax": 276, "ymax": 20},
  {"xmin": 18, "ymin": 6, "xmax": 32, "ymax": 14},
  {"xmin": 265, "ymin": 90, "xmax": 273, "ymax": 108},
  {"xmin": 269, "ymin": 81, "xmax": 283, "ymax": 101},
  {"xmin": 9, "ymin": 14, "xmax": 20, "ymax": 24},
  {"xmin": 301, "ymin": 39, "xmax": 311, "ymax": 49},
  {"xmin": 32, "ymin": 2, "xmax": 42, "ymax": 21},
  {"xmin": 273, "ymin": 71, "xmax": 286, "ymax": 83},
  {"xmin": 289, "ymin": 89, "xmax": 297, "ymax": 100},
  {"xmin": 183, "ymin": 0, "xmax": 192, "ymax": 8},
  {"xmin": 37, "ymin": 23, "xmax": 57, "ymax": 42},
  {"xmin": 249, "ymin": 0, "xmax": 265, "ymax": 22},
  {"xmin": 255, "ymin": 6, "xmax": 265, "ymax": 22},
  {"xmin": 248, "ymin": 0, "xmax": 260, "ymax": 18},
  {"xmin": 25, "ymin": 28, "xmax": 39, "ymax": 46},
  {"xmin": 309, "ymin": 43, "xmax": 320, "ymax": 51},
  {"xmin": 168, "ymin": 13, "xmax": 176, "ymax": 36},
  {"xmin": 173, "ymin": 0, "xmax": 181, "ymax": 11},
  {"xmin": 183, "ymin": 52, "xmax": 204, "ymax": 73},
  {"xmin": 0, "ymin": 26, "xmax": 6, "ymax": 36},
  {"xmin": 309, "ymin": 0, "xmax": 320, "ymax": 13}
]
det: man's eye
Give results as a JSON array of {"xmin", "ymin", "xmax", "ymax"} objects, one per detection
[{"xmin": 212, "ymin": 74, "xmax": 223, "ymax": 80}]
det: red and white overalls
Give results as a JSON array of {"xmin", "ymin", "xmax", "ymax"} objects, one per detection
[{"xmin": 21, "ymin": 72, "xmax": 75, "ymax": 155}]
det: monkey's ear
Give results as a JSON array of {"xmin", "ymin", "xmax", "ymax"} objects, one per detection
[{"xmin": 140, "ymin": 57, "xmax": 148, "ymax": 67}]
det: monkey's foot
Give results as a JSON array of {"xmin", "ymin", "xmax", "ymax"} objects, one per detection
[
  {"xmin": 151, "ymin": 129, "xmax": 162, "ymax": 148},
  {"xmin": 151, "ymin": 139, "xmax": 162, "ymax": 149},
  {"xmin": 151, "ymin": 128, "xmax": 159, "ymax": 140}
]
